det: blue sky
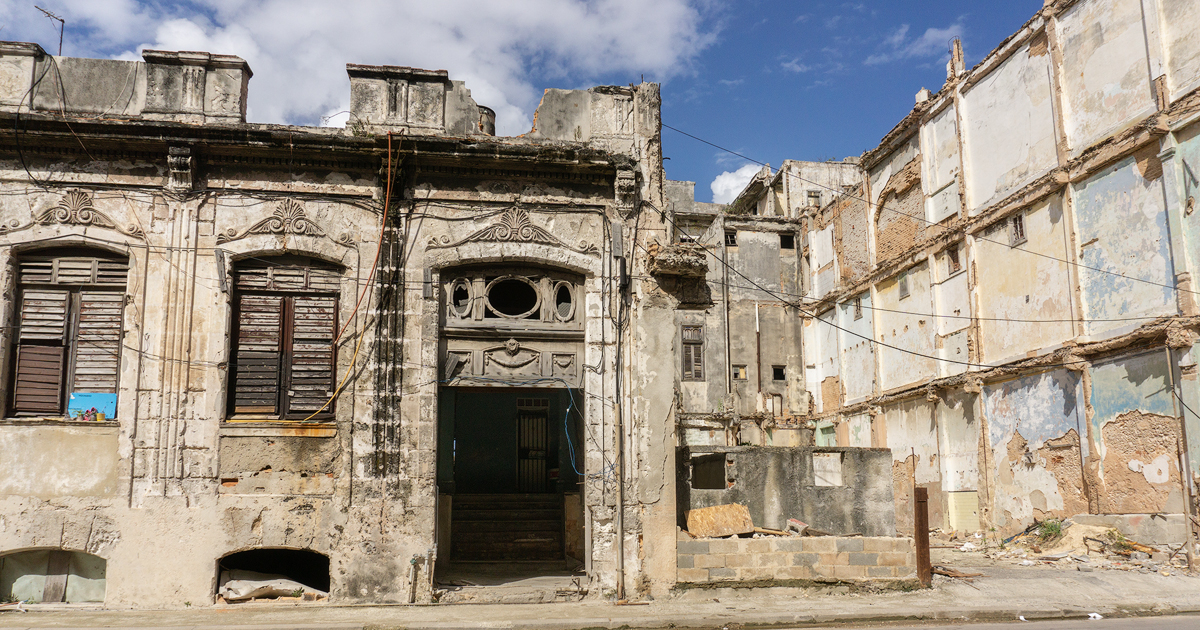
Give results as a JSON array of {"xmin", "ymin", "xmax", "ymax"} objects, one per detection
[{"xmin": 3, "ymin": 1, "xmax": 1041, "ymax": 202}]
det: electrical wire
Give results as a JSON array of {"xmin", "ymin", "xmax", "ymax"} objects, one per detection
[{"xmin": 662, "ymin": 122, "xmax": 1199, "ymax": 299}]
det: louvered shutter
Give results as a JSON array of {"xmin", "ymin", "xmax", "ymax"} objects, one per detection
[
  {"xmin": 232, "ymin": 294, "xmax": 284, "ymax": 414},
  {"xmin": 285, "ymin": 295, "xmax": 337, "ymax": 416},
  {"xmin": 72, "ymin": 291, "xmax": 124, "ymax": 394},
  {"xmin": 12, "ymin": 290, "xmax": 69, "ymax": 413}
]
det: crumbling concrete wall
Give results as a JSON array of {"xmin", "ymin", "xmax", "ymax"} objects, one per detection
[
  {"xmin": 678, "ymin": 446, "xmax": 895, "ymax": 536},
  {"xmin": 882, "ymin": 398, "xmax": 942, "ymax": 534},
  {"xmin": 876, "ymin": 263, "xmax": 937, "ymax": 392},
  {"xmin": 983, "ymin": 370, "xmax": 1087, "ymax": 533},
  {"xmin": 1087, "ymin": 352, "xmax": 1184, "ymax": 514}
]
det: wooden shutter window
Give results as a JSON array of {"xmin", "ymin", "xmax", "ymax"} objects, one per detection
[
  {"xmin": 13, "ymin": 345, "xmax": 66, "ymax": 413},
  {"xmin": 231, "ymin": 294, "xmax": 284, "ymax": 414},
  {"xmin": 285, "ymin": 295, "xmax": 337, "ymax": 416},
  {"xmin": 72, "ymin": 291, "xmax": 124, "ymax": 393}
]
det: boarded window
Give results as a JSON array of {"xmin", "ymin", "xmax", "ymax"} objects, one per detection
[
  {"xmin": 8, "ymin": 251, "xmax": 127, "ymax": 418},
  {"xmin": 681, "ymin": 325, "xmax": 704, "ymax": 381},
  {"xmin": 229, "ymin": 257, "xmax": 339, "ymax": 421},
  {"xmin": 0, "ymin": 549, "xmax": 106, "ymax": 603}
]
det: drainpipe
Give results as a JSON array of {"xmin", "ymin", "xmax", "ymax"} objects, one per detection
[
  {"xmin": 755, "ymin": 301, "xmax": 762, "ymax": 400},
  {"xmin": 408, "ymin": 554, "xmax": 420, "ymax": 603},
  {"xmin": 1167, "ymin": 346, "xmax": 1197, "ymax": 571}
]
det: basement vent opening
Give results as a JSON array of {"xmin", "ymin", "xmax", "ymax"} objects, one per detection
[
  {"xmin": 0, "ymin": 549, "xmax": 106, "ymax": 603},
  {"xmin": 486, "ymin": 277, "xmax": 539, "ymax": 319},
  {"xmin": 217, "ymin": 548, "xmax": 330, "ymax": 602},
  {"xmin": 780, "ymin": 233, "xmax": 795, "ymax": 249},
  {"xmin": 691, "ymin": 454, "xmax": 727, "ymax": 489}
]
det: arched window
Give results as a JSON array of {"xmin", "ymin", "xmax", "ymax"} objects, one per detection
[
  {"xmin": 8, "ymin": 249, "xmax": 128, "ymax": 418},
  {"xmin": 228, "ymin": 256, "xmax": 340, "ymax": 421}
]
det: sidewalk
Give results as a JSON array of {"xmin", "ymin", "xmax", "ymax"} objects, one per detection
[{"xmin": 3, "ymin": 563, "xmax": 1200, "ymax": 629}]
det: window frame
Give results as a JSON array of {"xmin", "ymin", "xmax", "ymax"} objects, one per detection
[
  {"xmin": 724, "ymin": 230, "xmax": 737, "ymax": 247},
  {"xmin": 227, "ymin": 257, "xmax": 341, "ymax": 423},
  {"xmin": 1009, "ymin": 212, "xmax": 1027, "ymax": 246},
  {"xmin": 681, "ymin": 325, "xmax": 705, "ymax": 381},
  {"xmin": 7, "ymin": 250, "xmax": 128, "ymax": 419}
]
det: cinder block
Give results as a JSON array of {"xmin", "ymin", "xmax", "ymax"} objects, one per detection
[
  {"xmin": 894, "ymin": 565, "xmax": 916, "ymax": 577},
  {"xmin": 848, "ymin": 552, "xmax": 879, "ymax": 566},
  {"xmin": 836, "ymin": 538, "xmax": 864, "ymax": 552},
  {"xmin": 782, "ymin": 565, "xmax": 815, "ymax": 580},
  {"xmin": 725, "ymin": 553, "xmax": 755, "ymax": 568},
  {"xmin": 707, "ymin": 567, "xmax": 736, "ymax": 579},
  {"xmin": 867, "ymin": 565, "xmax": 894, "ymax": 578},
  {"xmin": 756, "ymin": 553, "xmax": 787, "ymax": 567},
  {"xmin": 862, "ymin": 537, "xmax": 893, "ymax": 552},
  {"xmin": 740, "ymin": 567, "xmax": 773, "ymax": 581},
  {"xmin": 803, "ymin": 537, "xmax": 837, "ymax": 553},
  {"xmin": 746, "ymin": 539, "xmax": 773, "ymax": 553},
  {"xmin": 818, "ymin": 552, "xmax": 847, "ymax": 566},
  {"xmin": 792, "ymin": 552, "xmax": 819, "ymax": 566},
  {"xmin": 677, "ymin": 567, "xmax": 709, "ymax": 582},
  {"xmin": 771, "ymin": 538, "xmax": 806, "ymax": 552},
  {"xmin": 677, "ymin": 554, "xmax": 694, "ymax": 569},
  {"xmin": 877, "ymin": 552, "xmax": 908, "ymax": 566},
  {"xmin": 694, "ymin": 554, "xmax": 726, "ymax": 569},
  {"xmin": 894, "ymin": 537, "xmax": 915, "ymax": 552},
  {"xmin": 833, "ymin": 565, "xmax": 867, "ymax": 579},
  {"xmin": 677, "ymin": 540, "xmax": 710, "ymax": 555}
]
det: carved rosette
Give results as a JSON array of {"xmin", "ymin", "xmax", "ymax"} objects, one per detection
[
  {"xmin": 34, "ymin": 191, "xmax": 146, "ymax": 239},
  {"xmin": 218, "ymin": 198, "xmax": 327, "ymax": 243},
  {"xmin": 428, "ymin": 207, "xmax": 597, "ymax": 255}
]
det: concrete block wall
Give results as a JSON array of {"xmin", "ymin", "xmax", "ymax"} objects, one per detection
[{"xmin": 676, "ymin": 535, "xmax": 915, "ymax": 585}]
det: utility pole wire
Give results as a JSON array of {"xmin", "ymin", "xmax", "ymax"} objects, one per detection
[{"xmin": 34, "ymin": 5, "xmax": 63, "ymax": 56}]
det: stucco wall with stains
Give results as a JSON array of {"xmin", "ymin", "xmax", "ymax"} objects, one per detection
[{"xmin": 876, "ymin": 263, "xmax": 937, "ymax": 392}]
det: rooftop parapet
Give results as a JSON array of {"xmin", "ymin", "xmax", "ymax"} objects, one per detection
[
  {"xmin": 346, "ymin": 63, "xmax": 493, "ymax": 137},
  {"xmin": 0, "ymin": 41, "xmax": 251, "ymax": 124}
]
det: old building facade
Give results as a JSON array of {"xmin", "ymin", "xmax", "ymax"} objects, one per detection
[{"xmin": 3, "ymin": 0, "xmax": 1200, "ymax": 610}]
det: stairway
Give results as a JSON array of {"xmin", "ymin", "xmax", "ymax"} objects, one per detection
[{"xmin": 450, "ymin": 494, "xmax": 564, "ymax": 562}]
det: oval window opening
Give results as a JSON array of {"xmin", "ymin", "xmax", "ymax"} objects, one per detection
[
  {"xmin": 451, "ymin": 282, "xmax": 471, "ymax": 316},
  {"xmin": 488, "ymin": 278, "xmax": 538, "ymax": 318},
  {"xmin": 555, "ymin": 284, "xmax": 573, "ymax": 320}
]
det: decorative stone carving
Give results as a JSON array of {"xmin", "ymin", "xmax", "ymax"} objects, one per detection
[
  {"xmin": 217, "ymin": 199, "xmax": 328, "ymax": 243},
  {"xmin": 483, "ymin": 339, "xmax": 542, "ymax": 375},
  {"xmin": 428, "ymin": 207, "xmax": 597, "ymax": 255},
  {"xmin": 35, "ymin": 191, "xmax": 146, "ymax": 239}
]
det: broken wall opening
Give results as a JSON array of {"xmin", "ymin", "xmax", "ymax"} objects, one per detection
[
  {"xmin": 0, "ymin": 549, "xmax": 106, "ymax": 603},
  {"xmin": 217, "ymin": 548, "xmax": 330, "ymax": 595}
]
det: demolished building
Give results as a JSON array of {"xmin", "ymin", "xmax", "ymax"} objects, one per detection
[{"xmin": 1, "ymin": 0, "xmax": 1199, "ymax": 609}]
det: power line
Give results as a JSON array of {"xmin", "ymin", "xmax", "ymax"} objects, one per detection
[{"xmin": 662, "ymin": 122, "xmax": 1197, "ymax": 299}]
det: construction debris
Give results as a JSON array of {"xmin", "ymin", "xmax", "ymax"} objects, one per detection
[{"xmin": 685, "ymin": 504, "xmax": 754, "ymax": 538}]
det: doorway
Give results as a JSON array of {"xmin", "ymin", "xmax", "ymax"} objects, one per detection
[{"xmin": 436, "ymin": 387, "xmax": 585, "ymax": 593}]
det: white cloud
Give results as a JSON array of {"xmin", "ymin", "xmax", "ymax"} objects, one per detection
[
  {"xmin": 2, "ymin": 0, "xmax": 716, "ymax": 135},
  {"xmin": 710, "ymin": 164, "xmax": 759, "ymax": 204},
  {"xmin": 865, "ymin": 20, "xmax": 964, "ymax": 66},
  {"xmin": 780, "ymin": 58, "xmax": 809, "ymax": 73}
]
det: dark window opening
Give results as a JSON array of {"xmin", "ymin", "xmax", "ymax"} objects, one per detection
[
  {"xmin": 554, "ymin": 284, "xmax": 573, "ymax": 320},
  {"xmin": 724, "ymin": 230, "xmax": 737, "ymax": 247},
  {"xmin": 772, "ymin": 365, "xmax": 786, "ymax": 381},
  {"xmin": 780, "ymin": 233, "xmax": 795, "ymax": 249},
  {"xmin": 218, "ymin": 548, "xmax": 330, "ymax": 594},
  {"xmin": 486, "ymin": 278, "xmax": 539, "ymax": 319},
  {"xmin": 691, "ymin": 454, "xmax": 727, "ymax": 489},
  {"xmin": 807, "ymin": 190, "xmax": 821, "ymax": 207},
  {"xmin": 947, "ymin": 247, "xmax": 962, "ymax": 275}
]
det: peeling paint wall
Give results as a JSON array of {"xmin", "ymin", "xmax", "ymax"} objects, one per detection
[
  {"xmin": 1073, "ymin": 151, "xmax": 1176, "ymax": 335},
  {"xmin": 961, "ymin": 41, "xmax": 1058, "ymax": 212},
  {"xmin": 975, "ymin": 196, "xmax": 1076, "ymax": 362},
  {"xmin": 921, "ymin": 103, "xmax": 961, "ymax": 223},
  {"xmin": 838, "ymin": 293, "xmax": 876, "ymax": 403},
  {"xmin": 1057, "ymin": 0, "xmax": 1155, "ymax": 151},
  {"xmin": 983, "ymin": 370, "xmax": 1087, "ymax": 532},
  {"xmin": 883, "ymin": 398, "xmax": 941, "ymax": 534},
  {"xmin": 1088, "ymin": 351, "xmax": 1183, "ymax": 514},
  {"xmin": 1159, "ymin": 0, "xmax": 1200, "ymax": 98},
  {"xmin": 876, "ymin": 263, "xmax": 937, "ymax": 392}
]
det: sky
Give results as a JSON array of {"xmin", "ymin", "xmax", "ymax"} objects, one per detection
[{"xmin": 2, "ymin": 1, "xmax": 1041, "ymax": 203}]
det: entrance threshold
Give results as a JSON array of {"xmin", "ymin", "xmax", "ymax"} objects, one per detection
[{"xmin": 435, "ymin": 561, "xmax": 586, "ymax": 604}]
